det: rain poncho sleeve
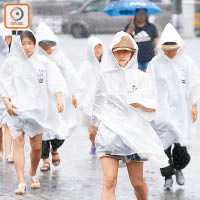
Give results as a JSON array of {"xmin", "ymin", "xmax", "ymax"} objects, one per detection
[
  {"xmin": 57, "ymin": 51, "xmax": 83, "ymax": 98},
  {"xmin": 91, "ymin": 74, "xmax": 105, "ymax": 127},
  {"xmin": 127, "ymin": 72, "xmax": 158, "ymax": 121},
  {"xmin": 43, "ymin": 56, "xmax": 69, "ymax": 97},
  {"xmin": 186, "ymin": 55, "xmax": 200, "ymax": 105},
  {"xmin": 0, "ymin": 57, "xmax": 15, "ymax": 99}
]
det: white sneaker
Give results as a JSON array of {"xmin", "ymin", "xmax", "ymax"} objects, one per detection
[
  {"xmin": 164, "ymin": 176, "xmax": 173, "ymax": 190},
  {"xmin": 175, "ymin": 170, "xmax": 185, "ymax": 185}
]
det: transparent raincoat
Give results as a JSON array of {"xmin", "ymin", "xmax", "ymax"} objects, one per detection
[
  {"xmin": 36, "ymin": 22, "xmax": 81, "ymax": 140},
  {"xmin": 78, "ymin": 36, "xmax": 108, "ymax": 129},
  {"xmin": 0, "ymin": 36, "xmax": 9, "ymax": 127},
  {"xmin": 147, "ymin": 23, "xmax": 200, "ymax": 149},
  {"xmin": 0, "ymin": 32, "xmax": 68, "ymax": 139},
  {"xmin": 91, "ymin": 31, "xmax": 168, "ymax": 167}
]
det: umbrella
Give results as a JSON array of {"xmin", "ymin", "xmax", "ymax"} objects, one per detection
[{"xmin": 102, "ymin": 0, "xmax": 162, "ymax": 16}]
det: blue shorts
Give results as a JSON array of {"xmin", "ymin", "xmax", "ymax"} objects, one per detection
[{"xmin": 138, "ymin": 62, "xmax": 149, "ymax": 70}]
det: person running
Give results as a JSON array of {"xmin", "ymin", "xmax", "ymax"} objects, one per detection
[
  {"xmin": 90, "ymin": 31, "xmax": 168, "ymax": 200},
  {"xmin": 36, "ymin": 22, "xmax": 82, "ymax": 171},
  {"xmin": 0, "ymin": 23, "xmax": 14, "ymax": 162},
  {"xmin": 0, "ymin": 30, "xmax": 67, "ymax": 195},
  {"xmin": 147, "ymin": 23, "xmax": 200, "ymax": 189},
  {"xmin": 124, "ymin": 9, "xmax": 159, "ymax": 72},
  {"xmin": 79, "ymin": 36, "xmax": 107, "ymax": 154}
]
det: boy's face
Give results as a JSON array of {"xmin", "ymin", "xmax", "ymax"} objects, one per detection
[
  {"xmin": 163, "ymin": 49, "xmax": 178, "ymax": 59},
  {"xmin": 113, "ymin": 50, "xmax": 133, "ymax": 68},
  {"xmin": 40, "ymin": 45, "xmax": 53, "ymax": 55}
]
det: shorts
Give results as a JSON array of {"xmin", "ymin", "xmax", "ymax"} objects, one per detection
[{"xmin": 102, "ymin": 153, "xmax": 148, "ymax": 163}]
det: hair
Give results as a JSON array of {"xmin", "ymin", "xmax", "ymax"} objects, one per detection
[
  {"xmin": 20, "ymin": 30, "xmax": 36, "ymax": 45},
  {"xmin": 162, "ymin": 42, "xmax": 177, "ymax": 45},
  {"xmin": 39, "ymin": 40, "xmax": 56, "ymax": 47},
  {"xmin": 135, "ymin": 9, "xmax": 147, "ymax": 15}
]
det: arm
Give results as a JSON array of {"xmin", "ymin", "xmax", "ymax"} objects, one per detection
[
  {"xmin": 90, "ymin": 74, "xmax": 105, "ymax": 129},
  {"xmin": 191, "ymin": 104, "xmax": 197, "ymax": 123},
  {"xmin": 130, "ymin": 103, "xmax": 156, "ymax": 112},
  {"xmin": 54, "ymin": 92, "xmax": 64, "ymax": 113}
]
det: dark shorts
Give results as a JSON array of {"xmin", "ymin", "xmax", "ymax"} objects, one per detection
[{"xmin": 103, "ymin": 154, "xmax": 148, "ymax": 163}]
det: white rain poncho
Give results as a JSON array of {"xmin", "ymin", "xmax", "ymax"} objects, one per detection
[
  {"xmin": 91, "ymin": 31, "xmax": 168, "ymax": 167},
  {"xmin": 0, "ymin": 32, "xmax": 69, "ymax": 139},
  {"xmin": 0, "ymin": 36, "xmax": 9, "ymax": 127},
  {"xmin": 78, "ymin": 36, "xmax": 108, "ymax": 128},
  {"xmin": 147, "ymin": 23, "xmax": 200, "ymax": 149},
  {"xmin": 0, "ymin": 22, "xmax": 12, "ymax": 38},
  {"xmin": 36, "ymin": 22, "xmax": 81, "ymax": 140}
]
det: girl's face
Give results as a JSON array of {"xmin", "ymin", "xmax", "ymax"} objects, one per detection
[
  {"xmin": 94, "ymin": 44, "xmax": 103, "ymax": 62},
  {"xmin": 5, "ymin": 36, "xmax": 12, "ymax": 46},
  {"xmin": 40, "ymin": 45, "xmax": 53, "ymax": 55},
  {"xmin": 164, "ymin": 49, "xmax": 178, "ymax": 59},
  {"xmin": 113, "ymin": 50, "xmax": 133, "ymax": 68},
  {"xmin": 21, "ymin": 37, "xmax": 35, "ymax": 58}
]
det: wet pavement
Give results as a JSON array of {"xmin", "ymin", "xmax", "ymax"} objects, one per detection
[{"xmin": 0, "ymin": 35, "xmax": 200, "ymax": 200}]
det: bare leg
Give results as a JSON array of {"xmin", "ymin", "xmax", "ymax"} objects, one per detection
[
  {"xmin": 126, "ymin": 162, "xmax": 148, "ymax": 200},
  {"xmin": 0, "ymin": 128, "xmax": 3, "ymax": 156},
  {"xmin": 101, "ymin": 157, "xmax": 119, "ymax": 200},
  {"xmin": 13, "ymin": 132, "xmax": 25, "ymax": 184},
  {"xmin": 29, "ymin": 134, "xmax": 42, "ymax": 177},
  {"xmin": 4, "ymin": 124, "xmax": 13, "ymax": 160},
  {"xmin": 89, "ymin": 134, "xmax": 96, "ymax": 148}
]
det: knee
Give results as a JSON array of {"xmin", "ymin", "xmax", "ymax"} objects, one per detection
[
  {"xmin": 32, "ymin": 142, "xmax": 42, "ymax": 153},
  {"xmin": 104, "ymin": 176, "xmax": 117, "ymax": 190},
  {"xmin": 14, "ymin": 137, "xmax": 25, "ymax": 149},
  {"xmin": 132, "ymin": 179, "xmax": 146, "ymax": 190}
]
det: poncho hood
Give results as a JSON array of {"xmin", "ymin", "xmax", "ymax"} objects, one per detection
[
  {"xmin": 157, "ymin": 23, "xmax": 184, "ymax": 53},
  {"xmin": 110, "ymin": 31, "xmax": 138, "ymax": 69},
  {"xmin": 36, "ymin": 22, "xmax": 58, "ymax": 45},
  {"xmin": 10, "ymin": 29, "xmax": 39, "ymax": 60},
  {"xmin": 87, "ymin": 36, "xmax": 107, "ymax": 67}
]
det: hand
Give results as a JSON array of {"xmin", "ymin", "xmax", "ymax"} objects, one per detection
[
  {"xmin": 72, "ymin": 95, "xmax": 78, "ymax": 108},
  {"xmin": 127, "ymin": 23, "xmax": 135, "ymax": 34},
  {"xmin": 4, "ymin": 100, "xmax": 17, "ymax": 116},
  {"xmin": 191, "ymin": 104, "xmax": 197, "ymax": 123},
  {"xmin": 56, "ymin": 98, "xmax": 64, "ymax": 113},
  {"xmin": 89, "ymin": 125, "xmax": 98, "ymax": 142}
]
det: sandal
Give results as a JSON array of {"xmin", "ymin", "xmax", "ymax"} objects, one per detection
[
  {"xmin": 6, "ymin": 154, "xmax": 14, "ymax": 163},
  {"xmin": 15, "ymin": 182, "xmax": 26, "ymax": 195},
  {"xmin": 51, "ymin": 149, "xmax": 60, "ymax": 166},
  {"xmin": 40, "ymin": 161, "xmax": 50, "ymax": 171},
  {"xmin": 30, "ymin": 176, "xmax": 40, "ymax": 189}
]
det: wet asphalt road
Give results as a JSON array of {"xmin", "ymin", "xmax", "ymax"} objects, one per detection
[
  {"xmin": 0, "ymin": 125, "xmax": 200, "ymax": 200},
  {"xmin": 0, "ymin": 35, "xmax": 200, "ymax": 200}
]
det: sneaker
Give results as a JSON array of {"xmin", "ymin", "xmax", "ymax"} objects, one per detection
[
  {"xmin": 90, "ymin": 147, "xmax": 96, "ymax": 154},
  {"xmin": 175, "ymin": 170, "xmax": 185, "ymax": 185},
  {"xmin": 164, "ymin": 176, "xmax": 173, "ymax": 190}
]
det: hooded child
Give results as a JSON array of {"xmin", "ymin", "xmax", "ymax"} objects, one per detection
[
  {"xmin": 90, "ymin": 31, "xmax": 168, "ymax": 200},
  {"xmin": 147, "ymin": 23, "xmax": 200, "ymax": 189}
]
